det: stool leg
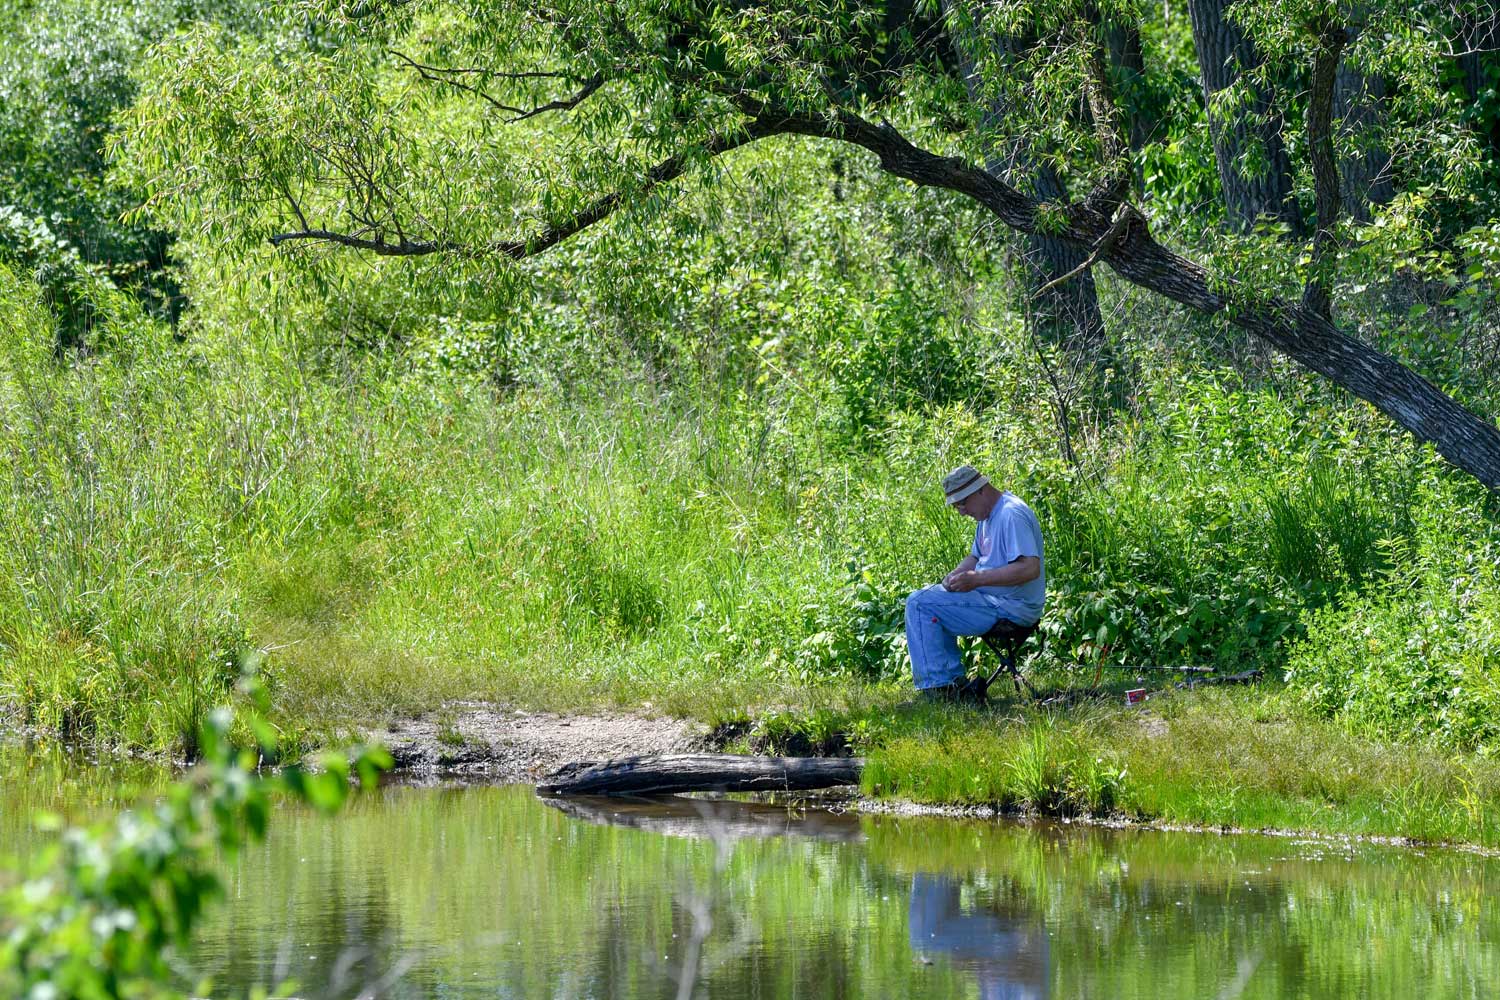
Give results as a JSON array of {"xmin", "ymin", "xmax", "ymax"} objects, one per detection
[
  {"xmin": 982, "ymin": 640, "xmax": 1009, "ymax": 690},
  {"xmin": 1006, "ymin": 648, "xmax": 1039, "ymax": 700}
]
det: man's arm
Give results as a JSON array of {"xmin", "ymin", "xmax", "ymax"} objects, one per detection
[
  {"xmin": 945, "ymin": 556, "xmax": 1040, "ymax": 592},
  {"xmin": 942, "ymin": 555, "xmax": 979, "ymax": 590}
]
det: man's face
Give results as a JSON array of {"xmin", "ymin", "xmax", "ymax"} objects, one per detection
[{"xmin": 951, "ymin": 487, "xmax": 995, "ymax": 521}]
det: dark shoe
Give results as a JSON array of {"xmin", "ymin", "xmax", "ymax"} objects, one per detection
[
  {"xmin": 912, "ymin": 679, "xmax": 987, "ymax": 706},
  {"xmin": 955, "ymin": 676, "xmax": 989, "ymax": 704},
  {"xmin": 916, "ymin": 683, "xmax": 960, "ymax": 704}
]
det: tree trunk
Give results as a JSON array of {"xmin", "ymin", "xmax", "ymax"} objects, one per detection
[
  {"xmin": 1104, "ymin": 17, "xmax": 1150, "ymax": 161},
  {"xmin": 1335, "ymin": 59, "xmax": 1394, "ymax": 222},
  {"xmin": 1186, "ymin": 0, "xmax": 1300, "ymax": 233},
  {"xmin": 1023, "ymin": 164, "xmax": 1108, "ymax": 362},
  {"xmin": 537, "ymin": 753, "xmax": 865, "ymax": 796},
  {"xmin": 1458, "ymin": 12, "xmax": 1500, "ymax": 166},
  {"xmin": 776, "ymin": 110, "xmax": 1500, "ymax": 489},
  {"xmin": 1303, "ymin": 21, "xmax": 1347, "ymax": 322},
  {"xmin": 941, "ymin": 1, "xmax": 1109, "ymax": 369}
]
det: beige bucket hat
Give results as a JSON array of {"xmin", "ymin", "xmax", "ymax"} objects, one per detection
[{"xmin": 942, "ymin": 465, "xmax": 989, "ymax": 505}]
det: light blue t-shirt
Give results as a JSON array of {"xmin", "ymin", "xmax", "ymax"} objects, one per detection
[{"xmin": 970, "ymin": 491, "xmax": 1045, "ymax": 623}]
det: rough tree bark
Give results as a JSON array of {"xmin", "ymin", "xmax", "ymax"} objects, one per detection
[
  {"xmin": 1104, "ymin": 16, "xmax": 1149, "ymax": 160},
  {"xmin": 1023, "ymin": 163, "xmax": 1109, "ymax": 362},
  {"xmin": 1334, "ymin": 56, "xmax": 1394, "ymax": 222},
  {"xmin": 940, "ymin": 1, "xmax": 1108, "ymax": 368},
  {"xmin": 1303, "ymin": 20, "xmax": 1347, "ymax": 322},
  {"xmin": 537, "ymin": 753, "xmax": 865, "ymax": 796},
  {"xmin": 1186, "ymin": 0, "xmax": 1301, "ymax": 233}
]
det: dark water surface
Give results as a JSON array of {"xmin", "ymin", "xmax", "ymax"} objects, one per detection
[{"xmin": 4, "ymin": 750, "xmax": 1499, "ymax": 999}]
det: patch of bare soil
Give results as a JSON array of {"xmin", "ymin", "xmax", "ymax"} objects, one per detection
[{"xmin": 367, "ymin": 702, "xmax": 709, "ymax": 781}]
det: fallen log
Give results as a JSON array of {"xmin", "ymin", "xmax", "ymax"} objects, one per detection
[
  {"xmin": 536, "ymin": 753, "xmax": 864, "ymax": 796},
  {"xmin": 541, "ymin": 794, "xmax": 866, "ymax": 842}
]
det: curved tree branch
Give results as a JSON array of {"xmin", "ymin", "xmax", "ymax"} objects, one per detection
[
  {"xmin": 268, "ymin": 116, "xmax": 785, "ymax": 259},
  {"xmin": 508, "ymin": 74, "xmax": 605, "ymax": 122},
  {"xmin": 390, "ymin": 50, "xmax": 605, "ymax": 123},
  {"xmin": 789, "ymin": 110, "xmax": 1500, "ymax": 489}
]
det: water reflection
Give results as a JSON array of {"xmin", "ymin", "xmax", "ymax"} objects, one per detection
[
  {"xmin": 542, "ymin": 792, "xmax": 865, "ymax": 842},
  {"xmin": 4, "ymin": 770, "xmax": 1498, "ymax": 999},
  {"xmin": 549, "ymin": 795, "xmax": 1048, "ymax": 1000},
  {"xmin": 909, "ymin": 873, "xmax": 1049, "ymax": 1000}
]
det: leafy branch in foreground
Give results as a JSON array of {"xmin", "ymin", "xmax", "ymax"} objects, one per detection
[{"xmin": 0, "ymin": 675, "xmax": 392, "ymax": 1000}]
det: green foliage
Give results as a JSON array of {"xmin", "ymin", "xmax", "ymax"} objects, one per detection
[
  {"xmin": 0, "ymin": 677, "xmax": 390, "ymax": 999},
  {"xmin": 747, "ymin": 707, "xmax": 852, "ymax": 756},
  {"xmin": 5, "ymin": 0, "xmax": 1500, "ymax": 805},
  {"xmin": 866, "ymin": 711, "xmax": 1129, "ymax": 816},
  {"xmin": 1286, "ymin": 548, "xmax": 1500, "ymax": 750},
  {"xmin": 0, "ymin": 208, "xmax": 154, "ymax": 353},
  {"xmin": 0, "ymin": 0, "xmax": 261, "ymax": 321}
]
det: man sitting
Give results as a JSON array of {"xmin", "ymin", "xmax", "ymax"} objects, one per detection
[{"xmin": 905, "ymin": 465, "xmax": 1045, "ymax": 701}]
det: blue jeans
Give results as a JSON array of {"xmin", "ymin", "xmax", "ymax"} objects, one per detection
[{"xmin": 904, "ymin": 584, "xmax": 1038, "ymax": 690}]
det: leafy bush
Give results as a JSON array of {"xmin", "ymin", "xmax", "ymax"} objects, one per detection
[
  {"xmin": 0, "ymin": 207, "xmax": 151, "ymax": 353},
  {"xmin": 1287, "ymin": 559, "xmax": 1500, "ymax": 750}
]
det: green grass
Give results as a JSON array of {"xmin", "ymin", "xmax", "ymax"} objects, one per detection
[{"xmin": 857, "ymin": 684, "xmax": 1500, "ymax": 848}]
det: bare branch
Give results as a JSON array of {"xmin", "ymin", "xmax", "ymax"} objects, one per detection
[
  {"xmin": 507, "ymin": 74, "xmax": 605, "ymax": 123},
  {"xmin": 269, "ymin": 117, "xmax": 784, "ymax": 258},
  {"xmin": 1034, "ymin": 203, "xmax": 1141, "ymax": 296},
  {"xmin": 390, "ymin": 50, "xmax": 532, "ymax": 117},
  {"xmin": 386, "ymin": 55, "xmax": 575, "ymax": 81},
  {"xmin": 276, "ymin": 177, "xmax": 311, "ymax": 233},
  {"xmin": 390, "ymin": 51, "xmax": 606, "ymax": 123},
  {"xmin": 268, "ymin": 229, "xmax": 463, "ymax": 255}
]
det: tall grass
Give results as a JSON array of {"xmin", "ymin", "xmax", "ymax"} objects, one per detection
[{"xmin": 2, "ymin": 234, "xmax": 1498, "ymax": 759}]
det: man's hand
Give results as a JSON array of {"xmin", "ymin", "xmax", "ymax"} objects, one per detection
[
  {"xmin": 943, "ymin": 570, "xmax": 983, "ymax": 593},
  {"xmin": 943, "ymin": 556, "xmax": 980, "ymax": 591}
]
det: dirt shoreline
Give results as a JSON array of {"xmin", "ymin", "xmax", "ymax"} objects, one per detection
[
  {"xmin": 367, "ymin": 702, "xmax": 711, "ymax": 781},
  {"xmin": 9, "ymin": 701, "xmax": 1490, "ymax": 855},
  {"xmin": 372, "ymin": 703, "xmax": 1500, "ymax": 857}
]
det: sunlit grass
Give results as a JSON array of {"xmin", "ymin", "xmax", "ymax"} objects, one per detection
[{"xmin": 859, "ymin": 684, "xmax": 1500, "ymax": 848}]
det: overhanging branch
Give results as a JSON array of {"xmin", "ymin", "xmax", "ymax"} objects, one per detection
[
  {"xmin": 268, "ymin": 116, "xmax": 787, "ymax": 259},
  {"xmin": 268, "ymin": 97, "xmax": 1500, "ymax": 488},
  {"xmin": 716, "ymin": 104, "xmax": 1500, "ymax": 489}
]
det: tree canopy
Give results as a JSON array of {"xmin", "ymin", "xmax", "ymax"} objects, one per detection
[{"xmin": 116, "ymin": 0, "xmax": 1500, "ymax": 485}]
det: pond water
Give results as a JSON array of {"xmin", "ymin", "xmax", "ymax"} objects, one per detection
[{"xmin": 4, "ymin": 748, "xmax": 1500, "ymax": 999}]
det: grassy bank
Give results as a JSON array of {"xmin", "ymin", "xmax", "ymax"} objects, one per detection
[
  {"xmin": 5, "ymin": 264, "xmax": 1500, "ymax": 844},
  {"xmin": 864, "ymin": 685, "xmax": 1500, "ymax": 848}
]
